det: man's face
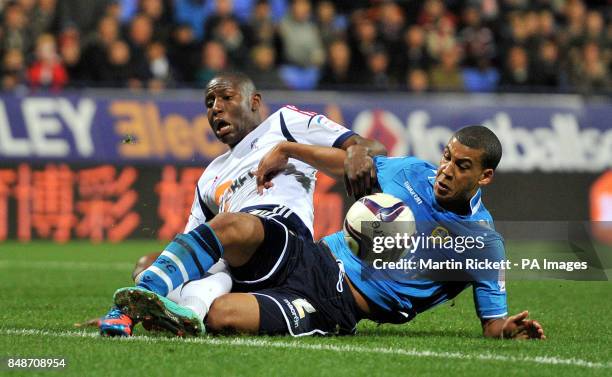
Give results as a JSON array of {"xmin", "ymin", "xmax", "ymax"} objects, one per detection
[
  {"xmin": 205, "ymin": 78, "xmax": 258, "ymax": 148},
  {"xmin": 434, "ymin": 137, "xmax": 492, "ymax": 206}
]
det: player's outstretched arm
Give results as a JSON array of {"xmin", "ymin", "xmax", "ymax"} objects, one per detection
[
  {"xmin": 340, "ymin": 135, "xmax": 388, "ymax": 157},
  {"xmin": 482, "ymin": 311, "xmax": 546, "ymax": 340},
  {"xmin": 255, "ymin": 141, "xmax": 347, "ymax": 193}
]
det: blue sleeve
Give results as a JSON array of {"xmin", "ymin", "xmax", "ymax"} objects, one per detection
[
  {"xmin": 472, "ymin": 238, "xmax": 508, "ymax": 319},
  {"xmin": 472, "ymin": 280, "xmax": 508, "ymax": 319},
  {"xmin": 374, "ymin": 156, "xmax": 434, "ymax": 184},
  {"xmin": 373, "ymin": 156, "xmax": 435, "ymax": 203}
]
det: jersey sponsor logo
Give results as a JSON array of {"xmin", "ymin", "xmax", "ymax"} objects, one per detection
[
  {"xmin": 214, "ymin": 180, "xmax": 233, "ymax": 206},
  {"xmin": 403, "ymin": 181, "xmax": 423, "ymax": 205},
  {"xmin": 213, "ymin": 171, "xmax": 256, "ymax": 210}
]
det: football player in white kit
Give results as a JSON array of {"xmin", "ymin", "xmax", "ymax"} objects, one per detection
[{"xmin": 99, "ymin": 72, "xmax": 385, "ymax": 336}]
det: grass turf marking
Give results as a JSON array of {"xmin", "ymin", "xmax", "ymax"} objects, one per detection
[{"xmin": 1, "ymin": 328, "xmax": 610, "ymax": 370}]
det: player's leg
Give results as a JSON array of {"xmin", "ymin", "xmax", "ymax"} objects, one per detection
[
  {"xmin": 114, "ymin": 208, "xmax": 299, "ymax": 336},
  {"xmin": 205, "ymin": 293, "xmax": 261, "ymax": 334},
  {"xmin": 206, "ymin": 289, "xmax": 345, "ymax": 336},
  {"xmin": 133, "ymin": 212, "xmax": 264, "ymax": 297}
]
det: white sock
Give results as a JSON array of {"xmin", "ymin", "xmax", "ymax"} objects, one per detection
[
  {"xmin": 166, "ymin": 285, "xmax": 183, "ymax": 303},
  {"xmin": 178, "ymin": 272, "xmax": 233, "ymax": 320}
]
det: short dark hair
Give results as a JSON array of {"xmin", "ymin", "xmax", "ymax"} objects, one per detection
[
  {"xmin": 453, "ymin": 125, "xmax": 502, "ymax": 170},
  {"xmin": 207, "ymin": 71, "xmax": 257, "ymax": 104}
]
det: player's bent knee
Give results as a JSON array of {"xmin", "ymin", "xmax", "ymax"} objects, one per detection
[
  {"xmin": 206, "ymin": 294, "xmax": 260, "ymax": 334},
  {"xmin": 208, "ymin": 213, "xmax": 264, "ymax": 265},
  {"xmin": 209, "ymin": 213, "xmax": 262, "ymax": 241}
]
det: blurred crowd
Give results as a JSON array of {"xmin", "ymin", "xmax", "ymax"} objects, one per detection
[{"xmin": 0, "ymin": 0, "xmax": 610, "ymax": 94}]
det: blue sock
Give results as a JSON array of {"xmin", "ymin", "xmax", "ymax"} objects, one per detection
[{"xmin": 137, "ymin": 224, "xmax": 224, "ymax": 296}]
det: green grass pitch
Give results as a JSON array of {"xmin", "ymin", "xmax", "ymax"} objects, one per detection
[{"xmin": 0, "ymin": 241, "xmax": 610, "ymax": 377}]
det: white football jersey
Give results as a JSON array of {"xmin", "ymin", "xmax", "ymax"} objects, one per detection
[{"xmin": 184, "ymin": 106, "xmax": 355, "ymax": 237}]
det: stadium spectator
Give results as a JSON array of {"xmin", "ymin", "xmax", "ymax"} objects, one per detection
[
  {"xmin": 244, "ymin": 43, "xmax": 284, "ymax": 89},
  {"xmin": 204, "ymin": 0, "xmax": 239, "ymax": 42},
  {"xmin": 570, "ymin": 41, "xmax": 610, "ymax": 94},
  {"xmin": 278, "ymin": 0, "xmax": 325, "ymax": 68},
  {"xmin": 531, "ymin": 39, "xmax": 561, "ymax": 88},
  {"xmin": 364, "ymin": 47, "xmax": 394, "ymax": 89},
  {"xmin": 98, "ymin": 39, "xmax": 142, "ymax": 88},
  {"xmin": 81, "ymin": 16, "xmax": 120, "ymax": 83},
  {"xmin": 318, "ymin": 38, "xmax": 358, "ymax": 89},
  {"xmin": 26, "ymin": 33, "xmax": 68, "ymax": 90},
  {"xmin": 536, "ymin": 9, "xmax": 557, "ymax": 42},
  {"xmin": 56, "ymin": 0, "xmax": 114, "ymax": 35},
  {"xmin": 458, "ymin": 5, "xmax": 496, "ymax": 68},
  {"xmin": 29, "ymin": 0, "xmax": 59, "ymax": 42},
  {"xmin": 559, "ymin": 0, "xmax": 587, "ymax": 48},
  {"xmin": 196, "ymin": 40, "xmax": 228, "ymax": 87},
  {"xmin": 418, "ymin": 0, "xmax": 456, "ymax": 33},
  {"xmin": 425, "ymin": 13, "xmax": 458, "ymax": 61},
  {"xmin": 59, "ymin": 31, "xmax": 87, "ymax": 87},
  {"xmin": 0, "ymin": 0, "xmax": 607, "ymax": 93},
  {"xmin": 377, "ymin": 1, "xmax": 405, "ymax": 47},
  {"xmin": 125, "ymin": 14, "xmax": 154, "ymax": 79},
  {"xmin": 499, "ymin": 11, "xmax": 538, "ymax": 60},
  {"xmin": 167, "ymin": 24, "xmax": 200, "ymax": 83},
  {"xmin": 1, "ymin": 48, "xmax": 26, "ymax": 91},
  {"xmin": 248, "ymin": 0, "xmax": 278, "ymax": 47},
  {"xmin": 209, "ymin": 17, "xmax": 249, "ymax": 70},
  {"xmin": 139, "ymin": 0, "xmax": 174, "ymax": 43},
  {"xmin": 500, "ymin": 45, "xmax": 532, "ymax": 89},
  {"xmin": 146, "ymin": 40, "xmax": 174, "ymax": 90},
  {"xmin": 0, "ymin": 2, "xmax": 31, "ymax": 55},
  {"xmin": 390, "ymin": 25, "xmax": 432, "ymax": 81},
  {"xmin": 348, "ymin": 13, "xmax": 380, "ymax": 72},
  {"xmin": 405, "ymin": 68, "xmax": 429, "ymax": 93},
  {"xmin": 315, "ymin": 0, "xmax": 347, "ymax": 48},
  {"xmin": 584, "ymin": 10, "xmax": 606, "ymax": 45},
  {"xmin": 429, "ymin": 46, "xmax": 464, "ymax": 91}
]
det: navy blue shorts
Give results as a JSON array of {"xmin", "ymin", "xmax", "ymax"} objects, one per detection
[{"xmin": 231, "ymin": 205, "xmax": 359, "ymax": 336}]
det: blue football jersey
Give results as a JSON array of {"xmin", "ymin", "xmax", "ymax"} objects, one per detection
[{"xmin": 324, "ymin": 156, "xmax": 508, "ymax": 323}]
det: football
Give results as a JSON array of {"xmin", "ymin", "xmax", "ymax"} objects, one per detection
[{"xmin": 343, "ymin": 193, "xmax": 416, "ymax": 259}]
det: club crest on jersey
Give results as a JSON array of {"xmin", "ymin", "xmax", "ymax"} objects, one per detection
[{"xmin": 431, "ymin": 226, "xmax": 451, "ymax": 242}]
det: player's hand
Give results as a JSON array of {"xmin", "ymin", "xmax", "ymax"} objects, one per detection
[
  {"xmin": 502, "ymin": 311, "xmax": 546, "ymax": 340},
  {"xmin": 255, "ymin": 142, "xmax": 290, "ymax": 194},
  {"xmin": 344, "ymin": 145, "xmax": 377, "ymax": 199}
]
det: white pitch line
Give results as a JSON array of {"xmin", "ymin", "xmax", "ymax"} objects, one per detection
[{"xmin": 1, "ymin": 328, "xmax": 610, "ymax": 369}]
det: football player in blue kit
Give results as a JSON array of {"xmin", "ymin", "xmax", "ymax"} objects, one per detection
[{"xmin": 196, "ymin": 125, "xmax": 546, "ymax": 339}]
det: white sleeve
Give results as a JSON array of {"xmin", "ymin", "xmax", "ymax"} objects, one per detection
[
  {"xmin": 183, "ymin": 185, "xmax": 216, "ymax": 233},
  {"xmin": 280, "ymin": 106, "xmax": 356, "ymax": 148}
]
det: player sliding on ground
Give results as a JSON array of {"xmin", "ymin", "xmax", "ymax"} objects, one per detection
[
  {"xmin": 98, "ymin": 71, "xmax": 385, "ymax": 336},
  {"xmin": 109, "ymin": 126, "xmax": 545, "ymax": 340}
]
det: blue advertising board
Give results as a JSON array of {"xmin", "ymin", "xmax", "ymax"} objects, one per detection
[{"xmin": 0, "ymin": 91, "xmax": 610, "ymax": 172}]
